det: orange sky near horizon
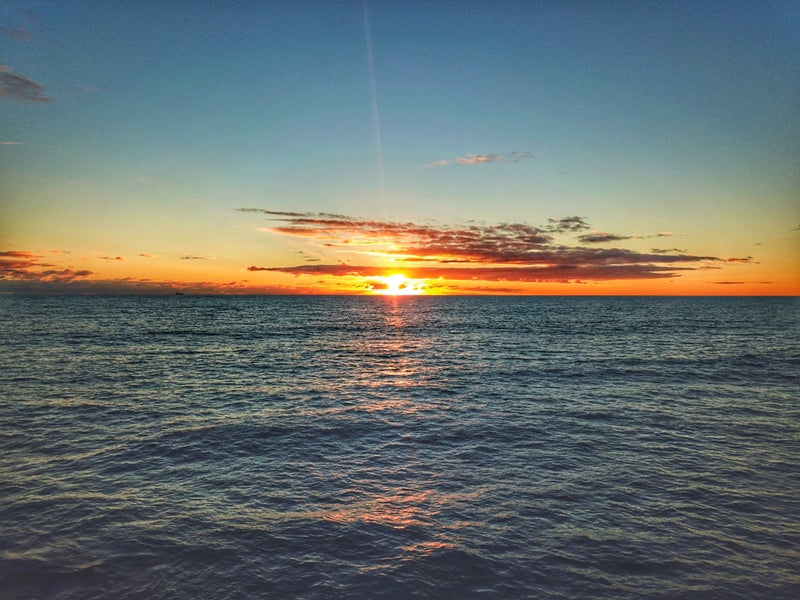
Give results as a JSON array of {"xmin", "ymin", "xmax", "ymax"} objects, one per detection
[{"xmin": 2, "ymin": 209, "xmax": 796, "ymax": 296}]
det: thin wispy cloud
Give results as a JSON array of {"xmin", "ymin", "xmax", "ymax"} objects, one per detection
[
  {"xmin": 577, "ymin": 233, "xmax": 632, "ymax": 244},
  {"xmin": 579, "ymin": 230, "xmax": 681, "ymax": 244},
  {"xmin": 2, "ymin": 26, "xmax": 32, "ymax": 41},
  {"xmin": 425, "ymin": 151, "xmax": 531, "ymax": 168},
  {"xmin": 425, "ymin": 159, "xmax": 450, "ymax": 168},
  {"xmin": 0, "ymin": 140, "xmax": 23, "ymax": 146},
  {"xmin": 458, "ymin": 286, "xmax": 526, "ymax": 294},
  {"xmin": 711, "ymin": 281, "xmax": 771, "ymax": 285},
  {"xmin": 2, "ymin": 9, "xmax": 36, "ymax": 43},
  {"xmin": 0, "ymin": 65, "xmax": 49, "ymax": 102},
  {"xmin": 240, "ymin": 210, "xmax": 738, "ymax": 285},
  {"xmin": 652, "ymin": 248, "xmax": 687, "ymax": 254},
  {"xmin": 237, "ymin": 208, "xmax": 350, "ymax": 219}
]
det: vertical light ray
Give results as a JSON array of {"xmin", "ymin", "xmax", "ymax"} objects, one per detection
[{"xmin": 363, "ymin": 1, "xmax": 386, "ymax": 210}]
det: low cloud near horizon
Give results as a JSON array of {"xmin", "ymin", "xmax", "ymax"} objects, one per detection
[
  {"xmin": 0, "ymin": 250, "xmax": 92, "ymax": 283},
  {"xmin": 0, "ymin": 211, "xmax": 758, "ymax": 293},
  {"xmin": 240, "ymin": 210, "xmax": 753, "ymax": 284}
]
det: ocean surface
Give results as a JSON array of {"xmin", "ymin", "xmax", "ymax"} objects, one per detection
[{"xmin": 1, "ymin": 295, "xmax": 798, "ymax": 599}]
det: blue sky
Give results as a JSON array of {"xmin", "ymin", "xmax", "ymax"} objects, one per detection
[{"xmin": 1, "ymin": 1, "xmax": 798, "ymax": 294}]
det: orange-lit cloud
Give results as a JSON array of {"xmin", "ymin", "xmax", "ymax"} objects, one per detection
[
  {"xmin": 241, "ymin": 210, "xmax": 730, "ymax": 285},
  {"xmin": 248, "ymin": 262, "xmax": 693, "ymax": 281},
  {"xmin": 0, "ymin": 250, "xmax": 92, "ymax": 282},
  {"xmin": 0, "ymin": 249, "xmax": 339, "ymax": 294}
]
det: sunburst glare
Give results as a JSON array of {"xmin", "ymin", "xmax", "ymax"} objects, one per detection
[{"xmin": 370, "ymin": 273, "xmax": 424, "ymax": 295}]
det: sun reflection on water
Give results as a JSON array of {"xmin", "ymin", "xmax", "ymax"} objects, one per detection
[{"xmin": 324, "ymin": 490, "xmax": 433, "ymax": 529}]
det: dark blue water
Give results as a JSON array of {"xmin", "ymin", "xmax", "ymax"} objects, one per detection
[{"xmin": 1, "ymin": 295, "xmax": 799, "ymax": 599}]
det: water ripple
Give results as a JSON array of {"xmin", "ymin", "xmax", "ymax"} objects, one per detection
[{"xmin": 1, "ymin": 296, "xmax": 799, "ymax": 599}]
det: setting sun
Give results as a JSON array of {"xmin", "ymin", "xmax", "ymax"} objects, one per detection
[{"xmin": 371, "ymin": 274, "xmax": 424, "ymax": 295}]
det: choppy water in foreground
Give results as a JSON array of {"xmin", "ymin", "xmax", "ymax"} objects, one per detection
[{"xmin": 1, "ymin": 295, "xmax": 799, "ymax": 599}]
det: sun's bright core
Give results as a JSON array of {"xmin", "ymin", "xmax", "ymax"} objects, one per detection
[{"xmin": 372, "ymin": 273, "xmax": 424, "ymax": 295}]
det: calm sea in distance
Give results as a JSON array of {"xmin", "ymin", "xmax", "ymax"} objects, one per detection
[{"xmin": 1, "ymin": 295, "xmax": 798, "ymax": 599}]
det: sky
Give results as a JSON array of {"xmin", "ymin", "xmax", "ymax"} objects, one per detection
[{"xmin": 1, "ymin": 0, "xmax": 798, "ymax": 295}]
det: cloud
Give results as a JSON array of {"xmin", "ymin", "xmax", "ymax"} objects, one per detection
[
  {"xmin": 2, "ymin": 26, "xmax": 32, "ymax": 41},
  {"xmin": 0, "ymin": 275, "xmax": 326, "ymax": 295},
  {"xmin": 98, "ymin": 255, "xmax": 124, "ymax": 261},
  {"xmin": 180, "ymin": 255, "xmax": 205, "ymax": 260},
  {"xmin": 248, "ymin": 262, "xmax": 692, "ymax": 281},
  {"xmin": 546, "ymin": 216, "xmax": 590, "ymax": 232},
  {"xmin": 424, "ymin": 159, "xmax": 451, "ymax": 168},
  {"xmin": 0, "ymin": 250, "xmax": 40, "ymax": 275},
  {"xmin": 456, "ymin": 286, "xmax": 526, "ymax": 294},
  {"xmin": 652, "ymin": 248, "xmax": 687, "ymax": 254},
  {"xmin": 711, "ymin": 281, "xmax": 772, "ymax": 285},
  {"xmin": 1, "ymin": 250, "xmax": 93, "ymax": 282},
  {"xmin": 578, "ymin": 232, "xmax": 632, "ymax": 243},
  {"xmin": 457, "ymin": 154, "xmax": 503, "ymax": 165},
  {"xmin": 725, "ymin": 256, "xmax": 754, "ymax": 263},
  {"xmin": 237, "ymin": 210, "xmax": 751, "ymax": 286},
  {"xmin": 244, "ymin": 211, "xmax": 555, "ymax": 262},
  {"xmin": 39, "ymin": 268, "xmax": 92, "ymax": 278},
  {"xmin": 2, "ymin": 10, "xmax": 36, "ymax": 43},
  {"xmin": 0, "ymin": 65, "xmax": 50, "ymax": 102},
  {"xmin": 0, "ymin": 140, "xmax": 22, "ymax": 146},
  {"xmin": 0, "ymin": 249, "xmax": 229, "ymax": 293},
  {"xmin": 581, "ymin": 231, "xmax": 684, "ymax": 244},
  {"xmin": 425, "ymin": 151, "xmax": 531, "ymax": 167},
  {"xmin": 0, "ymin": 248, "xmax": 322, "ymax": 295},
  {"xmin": 236, "ymin": 208, "xmax": 350, "ymax": 219}
]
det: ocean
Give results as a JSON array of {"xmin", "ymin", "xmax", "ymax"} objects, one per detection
[{"xmin": 1, "ymin": 295, "xmax": 798, "ymax": 599}]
